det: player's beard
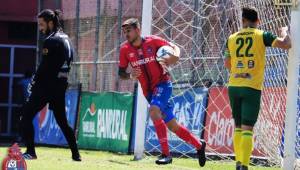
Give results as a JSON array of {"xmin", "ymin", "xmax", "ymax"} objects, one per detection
[
  {"xmin": 43, "ymin": 24, "xmax": 53, "ymax": 36},
  {"xmin": 44, "ymin": 27, "xmax": 51, "ymax": 36},
  {"xmin": 40, "ymin": 27, "xmax": 53, "ymax": 40}
]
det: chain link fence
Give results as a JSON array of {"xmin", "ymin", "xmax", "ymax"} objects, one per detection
[
  {"xmin": 39, "ymin": 0, "xmax": 144, "ymax": 92},
  {"xmin": 39, "ymin": 0, "xmax": 231, "ymax": 93}
]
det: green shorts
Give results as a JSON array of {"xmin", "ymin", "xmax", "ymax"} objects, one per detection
[{"xmin": 228, "ymin": 86, "xmax": 262, "ymax": 126}]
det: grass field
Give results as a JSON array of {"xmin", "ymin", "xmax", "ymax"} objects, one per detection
[{"xmin": 0, "ymin": 146, "xmax": 280, "ymax": 170}]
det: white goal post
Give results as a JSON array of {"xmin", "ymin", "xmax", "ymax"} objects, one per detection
[
  {"xmin": 283, "ymin": 1, "xmax": 300, "ymax": 170},
  {"xmin": 133, "ymin": 0, "xmax": 153, "ymax": 160}
]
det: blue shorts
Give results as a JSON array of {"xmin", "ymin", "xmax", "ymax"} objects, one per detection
[{"xmin": 146, "ymin": 81, "xmax": 175, "ymax": 123}]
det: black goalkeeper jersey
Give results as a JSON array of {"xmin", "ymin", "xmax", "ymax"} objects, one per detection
[{"xmin": 33, "ymin": 31, "xmax": 73, "ymax": 86}]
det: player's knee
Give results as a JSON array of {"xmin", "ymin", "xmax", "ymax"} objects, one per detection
[
  {"xmin": 149, "ymin": 106, "xmax": 161, "ymax": 121},
  {"xmin": 19, "ymin": 116, "xmax": 32, "ymax": 134},
  {"xmin": 166, "ymin": 119, "xmax": 179, "ymax": 132},
  {"xmin": 241, "ymin": 124, "xmax": 254, "ymax": 131},
  {"xmin": 241, "ymin": 119, "xmax": 256, "ymax": 130},
  {"xmin": 167, "ymin": 125, "xmax": 177, "ymax": 133}
]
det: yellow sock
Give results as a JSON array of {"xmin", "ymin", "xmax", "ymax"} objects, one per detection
[
  {"xmin": 240, "ymin": 130, "xmax": 253, "ymax": 166},
  {"xmin": 233, "ymin": 128, "xmax": 242, "ymax": 163}
]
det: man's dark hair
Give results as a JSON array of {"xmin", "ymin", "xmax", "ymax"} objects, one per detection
[
  {"xmin": 122, "ymin": 18, "xmax": 140, "ymax": 29},
  {"xmin": 38, "ymin": 9, "xmax": 62, "ymax": 31},
  {"xmin": 242, "ymin": 7, "xmax": 258, "ymax": 22}
]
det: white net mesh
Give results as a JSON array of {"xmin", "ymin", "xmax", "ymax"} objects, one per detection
[{"xmin": 144, "ymin": 0, "xmax": 291, "ymax": 166}]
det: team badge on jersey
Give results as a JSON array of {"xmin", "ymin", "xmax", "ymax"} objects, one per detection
[
  {"xmin": 236, "ymin": 61, "xmax": 244, "ymax": 68},
  {"xmin": 248, "ymin": 60, "xmax": 255, "ymax": 68},
  {"xmin": 147, "ymin": 47, "xmax": 153, "ymax": 54},
  {"xmin": 42, "ymin": 48, "xmax": 48, "ymax": 55}
]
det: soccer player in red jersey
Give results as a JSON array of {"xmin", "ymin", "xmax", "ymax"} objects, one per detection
[{"xmin": 118, "ymin": 18, "xmax": 206, "ymax": 166}]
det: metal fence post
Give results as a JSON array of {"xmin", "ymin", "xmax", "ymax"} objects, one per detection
[
  {"xmin": 115, "ymin": 0, "xmax": 123, "ymax": 91},
  {"xmin": 74, "ymin": 0, "xmax": 80, "ymax": 84},
  {"xmin": 93, "ymin": 0, "xmax": 101, "ymax": 91}
]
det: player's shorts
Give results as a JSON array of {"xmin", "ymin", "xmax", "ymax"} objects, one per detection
[
  {"xmin": 146, "ymin": 81, "xmax": 175, "ymax": 123},
  {"xmin": 228, "ymin": 86, "xmax": 261, "ymax": 126}
]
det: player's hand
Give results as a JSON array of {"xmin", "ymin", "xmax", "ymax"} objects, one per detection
[
  {"xmin": 159, "ymin": 61, "xmax": 169, "ymax": 75},
  {"xmin": 130, "ymin": 67, "xmax": 142, "ymax": 79},
  {"xmin": 279, "ymin": 26, "xmax": 288, "ymax": 37},
  {"xmin": 160, "ymin": 56, "xmax": 178, "ymax": 66}
]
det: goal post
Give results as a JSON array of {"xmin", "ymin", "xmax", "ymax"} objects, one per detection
[
  {"xmin": 133, "ymin": 0, "xmax": 153, "ymax": 160},
  {"xmin": 283, "ymin": 1, "xmax": 300, "ymax": 170}
]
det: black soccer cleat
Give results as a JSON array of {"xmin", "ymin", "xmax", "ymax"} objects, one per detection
[
  {"xmin": 236, "ymin": 161, "xmax": 241, "ymax": 170},
  {"xmin": 155, "ymin": 154, "xmax": 172, "ymax": 165},
  {"xmin": 72, "ymin": 152, "xmax": 82, "ymax": 161},
  {"xmin": 239, "ymin": 165, "xmax": 248, "ymax": 170},
  {"xmin": 197, "ymin": 140, "xmax": 206, "ymax": 167}
]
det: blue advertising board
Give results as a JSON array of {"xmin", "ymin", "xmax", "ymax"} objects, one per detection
[{"xmin": 144, "ymin": 87, "xmax": 208, "ymax": 154}]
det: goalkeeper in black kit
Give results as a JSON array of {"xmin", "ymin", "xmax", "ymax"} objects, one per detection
[{"xmin": 20, "ymin": 9, "xmax": 81, "ymax": 161}]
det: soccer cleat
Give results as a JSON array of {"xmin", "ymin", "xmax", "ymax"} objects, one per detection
[
  {"xmin": 239, "ymin": 165, "xmax": 248, "ymax": 170},
  {"xmin": 236, "ymin": 161, "xmax": 241, "ymax": 170},
  {"xmin": 197, "ymin": 140, "xmax": 206, "ymax": 167},
  {"xmin": 155, "ymin": 154, "xmax": 172, "ymax": 165},
  {"xmin": 72, "ymin": 152, "xmax": 82, "ymax": 161},
  {"xmin": 22, "ymin": 153, "xmax": 37, "ymax": 160}
]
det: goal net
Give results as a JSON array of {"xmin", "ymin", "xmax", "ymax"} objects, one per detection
[{"xmin": 144, "ymin": 0, "xmax": 291, "ymax": 166}]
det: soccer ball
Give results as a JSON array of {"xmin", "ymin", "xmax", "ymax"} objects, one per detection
[{"xmin": 156, "ymin": 45, "xmax": 175, "ymax": 62}]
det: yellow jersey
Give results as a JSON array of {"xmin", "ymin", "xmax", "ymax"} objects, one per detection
[{"xmin": 226, "ymin": 28, "xmax": 277, "ymax": 90}]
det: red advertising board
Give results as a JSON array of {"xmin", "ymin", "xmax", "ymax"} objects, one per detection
[
  {"xmin": 204, "ymin": 86, "xmax": 286, "ymax": 157},
  {"xmin": 204, "ymin": 87, "xmax": 234, "ymax": 155}
]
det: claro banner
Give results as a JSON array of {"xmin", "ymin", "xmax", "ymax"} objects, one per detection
[
  {"xmin": 204, "ymin": 86, "xmax": 286, "ymax": 157},
  {"xmin": 77, "ymin": 92, "xmax": 133, "ymax": 153}
]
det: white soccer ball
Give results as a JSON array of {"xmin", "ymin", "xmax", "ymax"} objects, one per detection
[{"xmin": 156, "ymin": 45, "xmax": 175, "ymax": 62}]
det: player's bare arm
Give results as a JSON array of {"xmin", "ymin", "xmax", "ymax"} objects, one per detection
[
  {"xmin": 224, "ymin": 57, "xmax": 231, "ymax": 71},
  {"xmin": 272, "ymin": 26, "xmax": 292, "ymax": 50},
  {"xmin": 118, "ymin": 67, "xmax": 141, "ymax": 80},
  {"xmin": 118, "ymin": 67, "xmax": 130, "ymax": 80},
  {"xmin": 224, "ymin": 41, "xmax": 231, "ymax": 71}
]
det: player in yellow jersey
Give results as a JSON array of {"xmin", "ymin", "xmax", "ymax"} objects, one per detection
[{"xmin": 224, "ymin": 7, "xmax": 291, "ymax": 170}]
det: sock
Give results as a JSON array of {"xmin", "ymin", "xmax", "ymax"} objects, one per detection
[
  {"xmin": 233, "ymin": 128, "xmax": 242, "ymax": 163},
  {"xmin": 240, "ymin": 130, "xmax": 253, "ymax": 166},
  {"xmin": 174, "ymin": 124, "xmax": 201, "ymax": 150},
  {"xmin": 153, "ymin": 119, "xmax": 170, "ymax": 156}
]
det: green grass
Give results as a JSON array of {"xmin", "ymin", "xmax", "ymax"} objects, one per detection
[{"xmin": 0, "ymin": 146, "xmax": 280, "ymax": 170}]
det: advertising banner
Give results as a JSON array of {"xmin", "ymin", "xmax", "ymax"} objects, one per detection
[
  {"xmin": 204, "ymin": 87, "xmax": 286, "ymax": 157},
  {"xmin": 77, "ymin": 92, "xmax": 133, "ymax": 153}
]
